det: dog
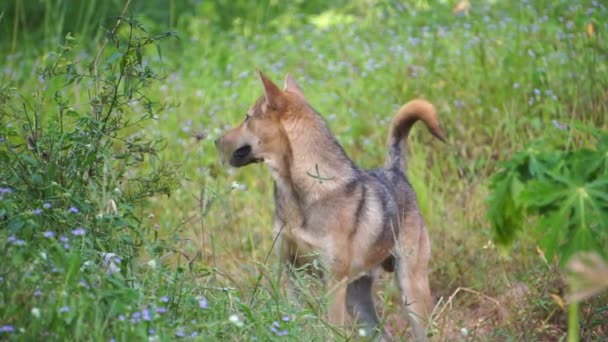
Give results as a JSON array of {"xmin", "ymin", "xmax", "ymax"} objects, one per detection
[{"xmin": 216, "ymin": 71, "xmax": 446, "ymax": 340}]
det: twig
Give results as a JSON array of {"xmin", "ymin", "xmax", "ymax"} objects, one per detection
[{"xmin": 91, "ymin": 0, "xmax": 132, "ymax": 96}]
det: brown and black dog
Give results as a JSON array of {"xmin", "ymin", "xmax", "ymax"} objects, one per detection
[{"xmin": 216, "ymin": 71, "xmax": 445, "ymax": 340}]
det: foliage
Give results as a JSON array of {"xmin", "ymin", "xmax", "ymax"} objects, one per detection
[
  {"xmin": 0, "ymin": 17, "xmax": 181, "ymax": 340},
  {"xmin": 488, "ymin": 125, "xmax": 608, "ymax": 265}
]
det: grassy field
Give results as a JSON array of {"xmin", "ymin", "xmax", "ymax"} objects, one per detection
[{"xmin": 1, "ymin": 0, "xmax": 607, "ymax": 340}]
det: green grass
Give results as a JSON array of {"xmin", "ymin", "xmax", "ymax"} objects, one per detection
[{"xmin": 1, "ymin": 0, "xmax": 607, "ymax": 340}]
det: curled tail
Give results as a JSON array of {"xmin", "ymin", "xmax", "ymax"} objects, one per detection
[{"xmin": 385, "ymin": 99, "xmax": 446, "ymax": 172}]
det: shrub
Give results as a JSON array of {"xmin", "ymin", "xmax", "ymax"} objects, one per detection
[{"xmin": 0, "ymin": 16, "xmax": 177, "ymax": 339}]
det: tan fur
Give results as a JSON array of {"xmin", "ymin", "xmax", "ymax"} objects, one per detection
[{"xmin": 215, "ymin": 71, "xmax": 445, "ymax": 341}]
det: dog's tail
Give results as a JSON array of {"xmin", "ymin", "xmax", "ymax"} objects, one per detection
[{"xmin": 385, "ymin": 99, "xmax": 446, "ymax": 172}]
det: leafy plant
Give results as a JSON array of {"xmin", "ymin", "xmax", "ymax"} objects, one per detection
[
  {"xmin": 0, "ymin": 15, "xmax": 179, "ymax": 339},
  {"xmin": 488, "ymin": 123, "xmax": 608, "ymax": 265}
]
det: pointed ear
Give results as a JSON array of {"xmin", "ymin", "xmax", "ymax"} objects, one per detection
[
  {"xmin": 257, "ymin": 70, "xmax": 283, "ymax": 109},
  {"xmin": 284, "ymin": 74, "xmax": 304, "ymax": 98}
]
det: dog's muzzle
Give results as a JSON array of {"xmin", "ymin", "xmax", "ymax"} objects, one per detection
[{"xmin": 216, "ymin": 135, "xmax": 262, "ymax": 167}]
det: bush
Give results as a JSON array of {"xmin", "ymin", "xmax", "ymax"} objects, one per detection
[{"xmin": 0, "ymin": 17, "xmax": 177, "ymax": 339}]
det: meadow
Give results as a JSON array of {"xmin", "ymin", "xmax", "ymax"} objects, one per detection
[{"xmin": 1, "ymin": 0, "xmax": 607, "ymax": 340}]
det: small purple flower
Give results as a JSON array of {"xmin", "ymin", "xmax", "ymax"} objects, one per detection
[
  {"xmin": 160, "ymin": 296, "xmax": 170, "ymax": 303},
  {"xmin": 68, "ymin": 206, "xmax": 79, "ymax": 214},
  {"xmin": 281, "ymin": 315, "xmax": 290, "ymax": 322},
  {"xmin": 190, "ymin": 332, "xmax": 199, "ymax": 337},
  {"xmin": 0, "ymin": 136, "xmax": 4, "ymax": 143},
  {"xmin": 270, "ymin": 322, "xmax": 289, "ymax": 336},
  {"xmin": 148, "ymin": 328, "xmax": 156, "ymax": 335},
  {"xmin": 71, "ymin": 228, "xmax": 86, "ymax": 236},
  {"xmin": 118, "ymin": 314, "xmax": 126, "ymax": 321},
  {"xmin": 141, "ymin": 308, "xmax": 151, "ymax": 321},
  {"xmin": 33, "ymin": 208, "xmax": 43, "ymax": 215},
  {"xmin": 156, "ymin": 307, "xmax": 168, "ymax": 314},
  {"xmin": 63, "ymin": 243, "xmax": 70, "ymax": 250},
  {"xmin": 78, "ymin": 280, "xmax": 90, "ymax": 289},
  {"xmin": 552, "ymin": 120, "xmax": 568, "ymax": 131},
  {"xmin": 59, "ymin": 235, "xmax": 69, "ymax": 243},
  {"xmin": 0, "ymin": 187, "xmax": 13, "ymax": 194},
  {"xmin": 8, "ymin": 236, "xmax": 25, "ymax": 246},
  {"xmin": 131, "ymin": 311, "xmax": 142, "ymax": 323},
  {"xmin": 43, "ymin": 202, "xmax": 52, "ymax": 209},
  {"xmin": 59, "ymin": 306, "xmax": 70, "ymax": 313},
  {"xmin": 34, "ymin": 289, "xmax": 43, "ymax": 297},
  {"xmin": 198, "ymin": 297, "xmax": 208, "ymax": 309},
  {"xmin": 43, "ymin": 231, "xmax": 55, "ymax": 238},
  {"xmin": 175, "ymin": 328, "xmax": 185, "ymax": 337},
  {"xmin": 0, "ymin": 325, "xmax": 15, "ymax": 333}
]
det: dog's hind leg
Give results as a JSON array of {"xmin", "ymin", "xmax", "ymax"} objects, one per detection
[
  {"xmin": 394, "ymin": 221, "xmax": 432, "ymax": 341},
  {"xmin": 346, "ymin": 274, "xmax": 390, "ymax": 339}
]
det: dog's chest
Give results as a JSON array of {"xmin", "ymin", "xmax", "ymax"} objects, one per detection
[{"xmin": 273, "ymin": 181, "xmax": 325, "ymax": 256}]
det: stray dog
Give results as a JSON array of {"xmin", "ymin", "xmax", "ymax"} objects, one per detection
[{"xmin": 216, "ymin": 71, "xmax": 445, "ymax": 340}]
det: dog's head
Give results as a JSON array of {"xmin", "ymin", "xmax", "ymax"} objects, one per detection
[{"xmin": 215, "ymin": 71, "xmax": 306, "ymax": 167}]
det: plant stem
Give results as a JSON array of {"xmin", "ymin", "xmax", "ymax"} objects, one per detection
[{"xmin": 567, "ymin": 302, "xmax": 580, "ymax": 342}]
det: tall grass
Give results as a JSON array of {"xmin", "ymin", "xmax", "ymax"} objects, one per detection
[{"xmin": 1, "ymin": 0, "xmax": 607, "ymax": 340}]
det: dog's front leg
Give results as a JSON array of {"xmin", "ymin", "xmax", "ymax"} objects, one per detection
[{"xmin": 327, "ymin": 279, "xmax": 348, "ymax": 328}]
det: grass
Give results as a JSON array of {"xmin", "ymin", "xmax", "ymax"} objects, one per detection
[{"xmin": 1, "ymin": 0, "xmax": 607, "ymax": 340}]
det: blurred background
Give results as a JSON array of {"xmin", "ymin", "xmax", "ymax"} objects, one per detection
[{"xmin": 1, "ymin": 0, "xmax": 607, "ymax": 340}]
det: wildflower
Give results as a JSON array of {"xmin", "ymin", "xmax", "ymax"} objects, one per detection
[
  {"xmin": 59, "ymin": 306, "xmax": 70, "ymax": 313},
  {"xmin": 160, "ymin": 296, "xmax": 170, "ymax": 303},
  {"xmin": 118, "ymin": 315, "xmax": 126, "ymax": 321},
  {"xmin": 552, "ymin": 120, "xmax": 568, "ymax": 131},
  {"xmin": 453, "ymin": 100, "xmax": 465, "ymax": 109},
  {"xmin": 175, "ymin": 328, "xmax": 185, "ymax": 337},
  {"xmin": 190, "ymin": 332, "xmax": 198, "ymax": 337},
  {"xmin": 358, "ymin": 328, "xmax": 367, "ymax": 337},
  {"xmin": 0, "ymin": 187, "xmax": 13, "ymax": 194},
  {"xmin": 8, "ymin": 236, "xmax": 25, "ymax": 246},
  {"xmin": 31, "ymin": 307, "xmax": 41, "ymax": 318},
  {"xmin": 229, "ymin": 314, "xmax": 244, "ymax": 327},
  {"xmin": 33, "ymin": 208, "xmax": 43, "ymax": 215},
  {"xmin": 33, "ymin": 289, "xmax": 43, "ymax": 297},
  {"xmin": 68, "ymin": 206, "xmax": 79, "ymax": 214},
  {"xmin": 142, "ymin": 308, "xmax": 152, "ymax": 321},
  {"xmin": 0, "ymin": 325, "xmax": 15, "ymax": 333},
  {"xmin": 461, "ymin": 327, "xmax": 469, "ymax": 336},
  {"xmin": 43, "ymin": 202, "xmax": 52, "ymax": 209},
  {"xmin": 43, "ymin": 231, "xmax": 55, "ymax": 238},
  {"xmin": 156, "ymin": 307, "xmax": 168, "ymax": 314},
  {"xmin": 270, "ymin": 321, "xmax": 289, "ymax": 336},
  {"xmin": 149, "ymin": 328, "xmax": 156, "ymax": 335},
  {"xmin": 198, "ymin": 297, "xmax": 208, "ymax": 309},
  {"xmin": 131, "ymin": 311, "xmax": 142, "ymax": 324},
  {"xmin": 281, "ymin": 315, "xmax": 290, "ymax": 322},
  {"xmin": 59, "ymin": 235, "xmax": 69, "ymax": 243},
  {"xmin": 513, "ymin": 82, "xmax": 520, "ymax": 89},
  {"xmin": 71, "ymin": 228, "xmax": 86, "ymax": 236}
]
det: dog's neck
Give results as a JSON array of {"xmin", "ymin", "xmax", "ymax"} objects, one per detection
[{"xmin": 266, "ymin": 113, "xmax": 357, "ymax": 204}]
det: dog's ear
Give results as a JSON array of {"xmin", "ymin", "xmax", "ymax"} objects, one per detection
[
  {"xmin": 284, "ymin": 74, "xmax": 304, "ymax": 98},
  {"xmin": 257, "ymin": 70, "xmax": 284, "ymax": 109}
]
